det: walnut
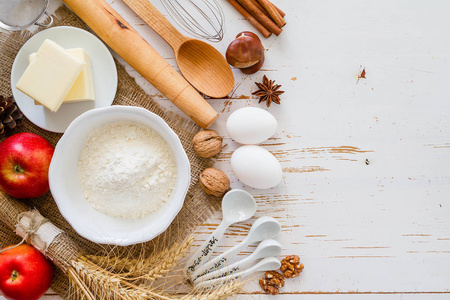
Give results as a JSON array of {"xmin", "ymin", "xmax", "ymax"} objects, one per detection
[
  {"xmin": 280, "ymin": 255, "xmax": 304, "ymax": 278},
  {"xmin": 192, "ymin": 130, "xmax": 223, "ymax": 158},
  {"xmin": 199, "ymin": 168, "xmax": 230, "ymax": 197},
  {"xmin": 259, "ymin": 271, "xmax": 284, "ymax": 295},
  {"xmin": 259, "ymin": 278, "xmax": 279, "ymax": 295},
  {"xmin": 266, "ymin": 271, "xmax": 285, "ymax": 287}
]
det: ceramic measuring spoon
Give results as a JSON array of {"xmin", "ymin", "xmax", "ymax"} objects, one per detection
[
  {"xmin": 185, "ymin": 189, "xmax": 257, "ymax": 275},
  {"xmin": 190, "ymin": 216, "xmax": 281, "ymax": 280},
  {"xmin": 194, "ymin": 239, "xmax": 282, "ymax": 284},
  {"xmin": 123, "ymin": 0, "xmax": 234, "ymax": 98},
  {"xmin": 194, "ymin": 257, "xmax": 281, "ymax": 290}
]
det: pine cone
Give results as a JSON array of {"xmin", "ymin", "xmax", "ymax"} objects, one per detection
[{"xmin": 0, "ymin": 96, "xmax": 24, "ymax": 137}]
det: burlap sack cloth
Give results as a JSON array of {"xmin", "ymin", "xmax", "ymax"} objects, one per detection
[{"xmin": 0, "ymin": 6, "xmax": 220, "ymax": 298}]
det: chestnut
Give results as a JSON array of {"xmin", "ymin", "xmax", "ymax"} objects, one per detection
[
  {"xmin": 240, "ymin": 51, "xmax": 265, "ymax": 74},
  {"xmin": 226, "ymin": 31, "xmax": 264, "ymax": 70},
  {"xmin": 237, "ymin": 31, "xmax": 261, "ymax": 43}
]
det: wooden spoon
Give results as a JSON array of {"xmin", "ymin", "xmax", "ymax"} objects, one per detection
[{"xmin": 123, "ymin": 0, "xmax": 235, "ymax": 98}]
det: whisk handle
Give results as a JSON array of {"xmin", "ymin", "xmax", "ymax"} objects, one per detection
[
  {"xmin": 123, "ymin": 0, "xmax": 187, "ymax": 51},
  {"xmin": 63, "ymin": 0, "xmax": 217, "ymax": 128}
]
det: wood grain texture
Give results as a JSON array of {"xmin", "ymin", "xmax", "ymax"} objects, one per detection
[
  {"xmin": 5, "ymin": 294, "xmax": 450, "ymax": 300},
  {"xmin": 123, "ymin": 0, "xmax": 235, "ymax": 98},
  {"xmin": 123, "ymin": 0, "xmax": 187, "ymax": 49},
  {"xmin": 12, "ymin": 0, "xmax": 450, "ymax": 298},
  {"xmin": 116, "ymin": 0, "xmax": 450, "ymax": 295},
  {"xmin": 61, "ymin": 0, "xmax": 218, "ymax": 129}
]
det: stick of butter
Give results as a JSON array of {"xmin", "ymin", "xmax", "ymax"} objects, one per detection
[
  {"xmin": 29, "ymin": 49, "xmax": 95, "ymax": 104},
  {"xmin": 16, "ymin": 39, "xmax": 85, "ymax": 112}
]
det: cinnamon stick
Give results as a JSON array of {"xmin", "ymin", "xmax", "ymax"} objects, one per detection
[
  {"xmin": 248, "ymin": 0, "xmax": 271, "ymax": 19},
  {"xmin": 256, "ymin": 0, "xmax": 286, "ymax": 28},
  {"xmin": 249, "ymin": 0, "xmax": 286, "ymax": 20},
  {"xmin": 227, "ymin": 0, "xmax": 272, "ymax": 38},
  {"xmin": 237, "ymin": 0, "xmax": 282, "ymax": 35},
  {"xmin": 272, "ymin": 2, "xmax": 286, "ymax": 18}
]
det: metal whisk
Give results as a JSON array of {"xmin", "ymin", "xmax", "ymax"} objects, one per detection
[{"xmin": 160, "ymin": 0, "xmax": 225, "ymax": 42}]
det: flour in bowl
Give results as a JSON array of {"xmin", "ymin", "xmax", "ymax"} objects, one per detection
[{"xmin": 77, "ymin": 121, "xmax": 177, "ymax": 219}]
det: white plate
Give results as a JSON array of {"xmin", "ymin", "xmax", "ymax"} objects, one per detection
[{"xmin": 11, "ymin": 26, "xmax": 117, "ymax": 133}]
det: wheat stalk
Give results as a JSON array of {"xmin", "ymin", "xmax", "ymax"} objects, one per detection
[
  {"xmin": 73, "ymin": 259, "xmax": 147, "ymax": 299},
  {"xmin": 87, "ymin": 236, "xmax": 194, "ymax": 281},
  {"xmin": 86, "ymin": 226, "xmax": 189, "ymax": 273},
  {"xmin": 73, "ymin": 259, "xmax": 125, "ymax": 299},
  {"xmin": 73, "ymin": 255, "xmax": 244, "ymax": 300},
  {"xmin": 0, "ymin": 192, "xmax": 244, "ymax": 300},
  {"xmin": 132, "ymin": 236, "xmax": 193, "ymax": 281},
  {"xmin": 74, "ymin": 257, "xmax": 183, "ymax": 300},
  {"xmin": 123, "ymin": 279, "xmax": 244, "ymax": 300},
  {"xmin": 62, "ymin": 233, "xmax": 243, "ymax": 300},
  {"xmin": 68, "ymin": 267, "xmax": 96, "ymax": 300}
]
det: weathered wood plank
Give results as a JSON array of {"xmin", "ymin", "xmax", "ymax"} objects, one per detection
[
  {"xmin": 3, "ymin": 294, "xmax": 450, "ymax": 300},
  {"xmin": 17, "ymin": 0, "xmax": 450, "ymax": 298}
]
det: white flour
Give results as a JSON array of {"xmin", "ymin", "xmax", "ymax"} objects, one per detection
[{"xmin": 77, "ymin": 121, "xmax": 177, "ymax": 219}]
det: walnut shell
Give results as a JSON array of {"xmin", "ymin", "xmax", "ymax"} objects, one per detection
[
  {"xmin": 192, "ymin": 130, "xmax": 223, "ymax": 158},
  {"xmin": 199, "ymin": 168, "xmax": 230, "ymax": 197}
]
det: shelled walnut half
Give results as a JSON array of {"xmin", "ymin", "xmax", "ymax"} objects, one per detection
[
  {"xmin": 280, "ymin": 255, "xmax": 304, "ymax": 278},
  {"xmin": 259, "ymin": 271, "xmax": 285, "ymax": 295}
]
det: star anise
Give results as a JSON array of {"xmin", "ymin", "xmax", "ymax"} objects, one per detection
[{"xmin": 252, "ymin": 75, "xmax": 284, "ymax": 107}]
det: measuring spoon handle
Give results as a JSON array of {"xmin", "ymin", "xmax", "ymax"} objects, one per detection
[
  {"xmin": 191, "ymin": 237, "xmax": 248, "ymax": 280},
  {"xmin": 194, "ymin": 257, "xmax": 281, "ymax": 289},
  {"xmin": 195, "ymin": 268, "xmax": 247, "ymax": 290},
  {"xmin": 123, "ymin": 0, "xmax": 187, "ymax": 50},
  {"xmin": 194, "ymin": 256, "xmax": 253, "ymax": 283},
  {"xmin": 186, "ymin": 221, "xmax": 230, "ymax": 275},
  {"xmin": 194, "ymin": 260, "xmax": 260, "ymax": 289}
]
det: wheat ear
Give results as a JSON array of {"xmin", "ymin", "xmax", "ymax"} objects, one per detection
[
  {"xmin": 86, "ymin": 236, "xmax": 194, "ymax": 280},
  {"xmin": 131, "ymin": 236, "xmax": 193, "ymax": 281},
  {"xmin": 74, "ymin": 258, "xmax": 179, "ymax": 300},
  {"xmin": 87, "ymin": 237, "xmax": 193, "ymax": 274},
  {"xmin": 68, "ymin": 267, "xmax": 96, "ymax": 300},
  {"xmin": 73, "ymin": 259, "xmax": 127, "ymax": 299},
  {"xmin": 120, "ymin": 280, "xmax": 244, "ymax": 300}
]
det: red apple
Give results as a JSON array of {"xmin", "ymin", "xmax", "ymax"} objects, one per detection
[
  {"xmin": 0, "ymin": 244, "xmax": 54, "ymax": 300},
  {"xmin": 0, "ymin": 133, "xmax": 54, "ymax": 199}
]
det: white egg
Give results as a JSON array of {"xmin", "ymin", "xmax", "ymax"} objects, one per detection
[
  {"xmin": 226, "ymin": 107, "xmax": 277, "ymax": 144},
  {"xmin": 231, "ymin": 145, "xmax": 282, "ymax": 189}
]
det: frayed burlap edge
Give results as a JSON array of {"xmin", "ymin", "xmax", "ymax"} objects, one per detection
[{"xmin": 0, "ymin": 6, "xmax": 220, "ymax": 298}]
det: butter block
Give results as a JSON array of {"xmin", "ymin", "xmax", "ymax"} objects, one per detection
[
  {"xmin": 16, "ymin": 39, "xmax": 84, "ymax": 112},
  {"xmin": 29, "ymin": 48, "xmax": 95, "ymax": 104},
  {"xmin": 65, "ymin": 49, "xmax": 95, "ymax": 103}
]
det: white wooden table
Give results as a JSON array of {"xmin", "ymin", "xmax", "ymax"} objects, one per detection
[{"xmin": 4, "ymin": 0, "xmax": 450, "ymax": 299}]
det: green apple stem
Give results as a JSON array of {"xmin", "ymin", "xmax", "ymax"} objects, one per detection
[{"xmin": 11, "ymin": 270, "xmax": 19, "ymax": 282}]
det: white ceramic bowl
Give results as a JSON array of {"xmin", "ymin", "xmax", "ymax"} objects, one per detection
[{"xmin": 49, "ymin": 106, "xmax": 191, "ymax": 246}]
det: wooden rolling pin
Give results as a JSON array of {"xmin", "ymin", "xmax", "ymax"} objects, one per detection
[{"xmin": 63, "ymin": 0, "xmax": 218, "ymax": 129}]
